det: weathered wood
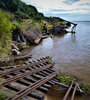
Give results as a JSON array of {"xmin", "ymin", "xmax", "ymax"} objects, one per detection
[
  {"xmin": 71, "ymin": 83, "xmax": 78, "ymax": 100},
  {"xmin": 6, "ymin": 72, "xmax": 56, "ymax": 100},
  {"xmin": 5, "ymin": 84, "xmax": 44, "ymax": 100},
  {"xmin": 32, "ymin": 74, "xmax": 55, "ymax": 85},
  {"xmin": 63, "ymin": 82, "xmax": 73, "ymax": 100},
  {"xmin": 5, "ymin": 73, "xmax": 50, "ymax": 93},
  {"xmin": 11, "ymin": 54, "xmax": 31, "ymax": 61},
  {"xmin": 0, "ymin": 54, "xmax": 31, "ymax": 67},
  {"xmin": 0, "ymin": 56, "xmax": 83, "ymax": 100},
  {"xmin": 50, "ymin": 80, "xmax": 83, "ymax": 93}
]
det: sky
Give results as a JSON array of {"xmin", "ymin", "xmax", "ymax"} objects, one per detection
[{"xmin": 21, "ymin": 0, "xmax": 90, "ymax": 21}]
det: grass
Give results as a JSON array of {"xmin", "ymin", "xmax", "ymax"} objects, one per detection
[
  {"xmin": 58, "ymin": 73, "xmax": 90, "ymax": 92},
  {"xmin": 58, "ymin": 74, "xmax": 75, "ymax": 85},
  {"xmin": 0, "ymin": 89, "xmax": 11, "ymax": 100},
  {"xmin": 0, "ymin": 78, "xmax": 10, "ymax": 100},
  {"xmin": 48, "ymin": 57, "xmax": 52, "ymax": 64},
  {"xmin": 0, "ymin": 39, "xmax": 12, "ymax": 57},
  {"xmin": 79, "ymin": 81, "xmax": 90, "ymax": 91},
  {"xmin": 22, "ymin": 45, "xmax": 30, "ymax": 49}
]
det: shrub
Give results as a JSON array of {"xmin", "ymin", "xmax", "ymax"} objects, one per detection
[{"xmin": 0, "ymin": 9, "xmax": 13, "ymax": 57}]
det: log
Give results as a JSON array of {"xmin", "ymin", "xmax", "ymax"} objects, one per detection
[
  {"xmin": 5, "ymin": 72, "xmax": 50, "ymax": 93},
  {"xmin": 32, "ymin": 74, "xmax": 55, "ymax": 85},
  {"xmin": 5, "ymin": 84, "xmax": 44, "ymax": 100}
]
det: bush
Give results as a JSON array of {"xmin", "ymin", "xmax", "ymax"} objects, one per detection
[{"xmin": 0, "ymin": 9, "xmax": 13, "ymax": 57}]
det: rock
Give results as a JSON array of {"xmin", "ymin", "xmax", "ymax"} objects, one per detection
[
  {"xmin": 12, "ymin": 43, "xmax": 19, "ymax": 51},
  {"xmin": 11, "ymin": 49, "xmax": 20, "ymax": 55},
  {"xmin": 12, "ymin": 28, "xmax": 26, "ymax": 43},
  {"xmin": 25, "ymin": 27, "xmax": 42, "ymax": 45}
]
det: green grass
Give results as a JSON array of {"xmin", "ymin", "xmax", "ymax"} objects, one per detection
[
  {"xmin": 0, "ymin": 78, "xmax": 11, "ymax": 100},
  {"xmin": 79, "ymin": 81, "xmax": 90, "ymax": 91},
  {"xmin": 0, "ymin": 89, "xmax": 11, "ymax": 100},
  {"xmin": 58, "ymin": 73, "xmax": 90, "ymax": 92},
  {"xmin": 58, "ymin": 74, "xmax": 75, "ymax": 85},
  {"xmin": 22, "ymin": 45, "xmax": 30, "ymax": 49}
]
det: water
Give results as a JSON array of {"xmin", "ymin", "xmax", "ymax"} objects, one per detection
[{"xmin": 29, "ymin": 22, "xmax": 90, "ymax": 100}]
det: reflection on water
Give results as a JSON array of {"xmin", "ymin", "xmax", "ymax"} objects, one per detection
[
  {"xmin": 29, "ymin": 22, "xmax": 90, "ymax": 100},
  {"xmin": 42, "ymin": 38, "xmax": 54, "ymax": 50},
  {"xmin": 44, "ymin": 85, "xmax": 90, "ymax": 100},
  {"xmin": 71, "ymin": 33, "xmax": 76, "ymax": 43}
]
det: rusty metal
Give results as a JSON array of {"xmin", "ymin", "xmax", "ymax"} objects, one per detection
[
  {"xmin": 37, "ymin": 69, "xmax": 58, "ymax": 82},
  {"xmin": 5, "ymin": 84, "xmax": 44, "ymax": 100},
  {"xmin": 0, "ymin": 58, "xmax": 49, "ymax": 77},
  {"xmin": 0, "ymin": 56, "xmax": 83, "ymax": 100},
  {"xmin": 71, "ymin": 83, "xmax": 78, "ymax": 100},
  {"xmin": 62, "ymin": 82, "xmax": 80, "ymax": 100},
  {"xmin": 2, "ymin": 63, "xmax": 54, "ymax": 86},
  {"xmin": 76, "ymin": 82, "xmax": 83, "ymax": 93},
  {"xmin": 63, "ymin": 81, "xmax": 73, "ymax": 100},
  {"xmin": 6, "ymin": 72, "xmax": 57, "ymax": 100},
  {"xmin": 50, "ymin": 80, "xmax": 82, "ymax": 93},
  {"xmin": 0, "ymin": 57, "xmax": 48, "ymax": 70}
]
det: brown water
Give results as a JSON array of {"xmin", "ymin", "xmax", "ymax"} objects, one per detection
[{"xmin": 29, "ymin": 21, "xmax": 90, "ymax": 100}]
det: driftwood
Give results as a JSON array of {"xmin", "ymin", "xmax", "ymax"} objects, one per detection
[
  {"xmin": 12, "ymin": 41, "xmax": 26, "ymax": 46},
  {"xmin": 10, "ymin": 54, "xmax": 31, "ymax": 61},
  {"xmin": 0, "ymin": 54, "xmax": 31, "ymax": 67}
]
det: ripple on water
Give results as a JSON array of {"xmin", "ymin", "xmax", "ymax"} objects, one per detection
[{"xmin": 28, "ymin": 22, "xmax": 90, "ymax": 100}]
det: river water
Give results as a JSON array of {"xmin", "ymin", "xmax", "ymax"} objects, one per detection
[{"xmin": 29, "ymin": 21, "xmax": 90, "ymax": 100}]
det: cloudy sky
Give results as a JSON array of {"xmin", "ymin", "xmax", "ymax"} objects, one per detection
[{"xmin": 21, "ymin": 0, "xmax": 90, "ymax": 21}]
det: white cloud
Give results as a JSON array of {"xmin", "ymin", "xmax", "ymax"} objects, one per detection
[
  {"xmin": 52, "ymin": 9, "xmax": 90, "ymax": 14},
  {"xmin": 21, "ymin": 0, "xmax": 90, "ymax": 14}
]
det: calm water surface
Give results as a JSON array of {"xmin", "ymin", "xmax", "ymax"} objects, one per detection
[{"xmin": 29, "ymin": 22, "xmax": 90, "ymax": 100}]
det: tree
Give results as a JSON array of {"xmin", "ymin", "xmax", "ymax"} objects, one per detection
[{"xmin": 0, "ymin": 0, "xmax": 44, "ymax": 19}]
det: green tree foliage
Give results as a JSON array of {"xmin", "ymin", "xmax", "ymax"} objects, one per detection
[
  {"xmin": 44, "ymin": 17, "xmax": 66, "ymax": 26},
  {"xmin": 0, "ymin": 0, "xmax": 44, "ymax": 20},
  {"xmin": 34, "ymin": 13, "xmax": 44, "ymax": 21},
  {"xmin": 0, "ymin": 0, "xmax": 18, "ymax": 12},
  {"xmin": 0, "ymin": 9, "xmax": 13, "ymax": 56}
]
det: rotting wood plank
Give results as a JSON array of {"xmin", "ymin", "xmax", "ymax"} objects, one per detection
[
  {"xmin": 5, "ymin": 84, "xmax": 44, "ymax": 100},
  {"xmin": 0, "ymin": 58, "xmax": 50, "ymax": 77},
  {"xmin": 2, "ymin": 63, "xmax": 54, "ymax": 86},
  {"xmin": 6, "ymin": 72, "xmax": 57, "ymax": 100},
  {"xmin": 63, "ymin": 81, "xmax": 73, "ymax": 100},
  {"xmin": 71, "ymin": 83, "xmax": 78, "ymax": 100},
  {"xmin": 50, "ymin": 80, "xmax": 83, "ymax": 93},
  {"xmin": 5, "ymin": 74, "xmax": 50, "ymax": 93}
]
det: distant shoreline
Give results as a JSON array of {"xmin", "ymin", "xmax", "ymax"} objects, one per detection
[{"xmin": 73, "ymin": 21, "xmax": 90, "ymax": 22}]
